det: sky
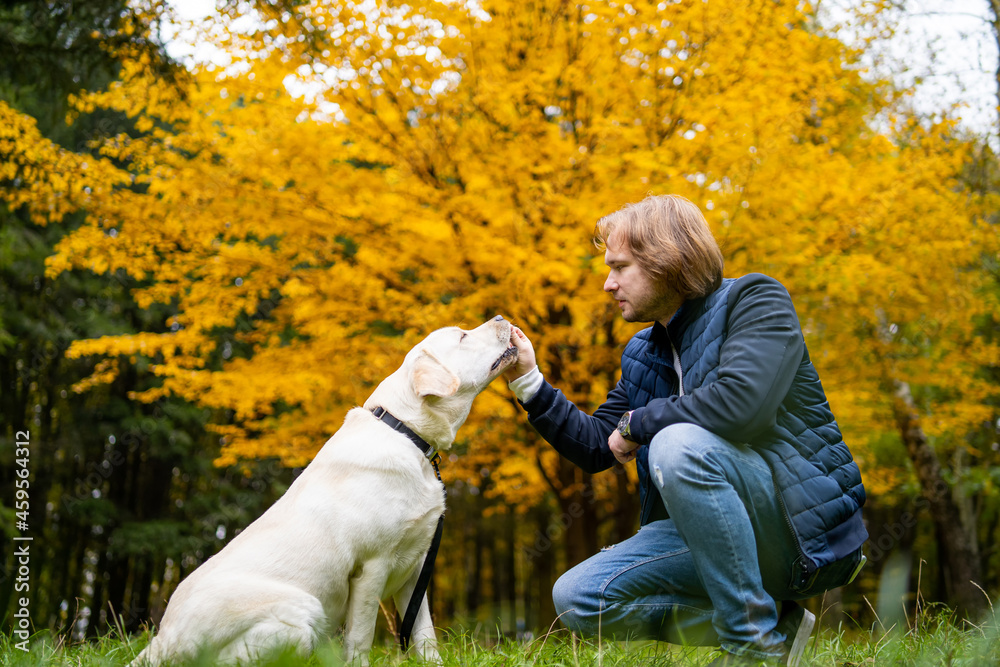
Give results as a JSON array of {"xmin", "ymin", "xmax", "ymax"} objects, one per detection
[
  {"xmin": 163, "ymin": 0, "xmax": 998, "ymax": 138},
  {"xmin": 861, "ymin": 0, "xmax": 997, "ymax": 135}
]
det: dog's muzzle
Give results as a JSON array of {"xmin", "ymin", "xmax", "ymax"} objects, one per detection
[{"xmin": 491, "ymin": 345, "xmax": 518, "ymax": 372}]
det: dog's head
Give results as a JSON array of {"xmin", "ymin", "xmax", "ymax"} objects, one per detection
[
  {"xmin": 364, "ymin": 316, "xmax": 518, "ymax": 449},
  {"xmin": 409, "ymin": 316, "xmax": 518, "ymax": 398}
]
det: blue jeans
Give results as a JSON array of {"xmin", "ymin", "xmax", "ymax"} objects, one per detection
[{"xmin": 552, "ymin": 424, "xmax": 801, "ymax": 660}]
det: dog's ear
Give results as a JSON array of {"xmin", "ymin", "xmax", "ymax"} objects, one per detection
[{"xmin": 412, "ymin": 351, "xmax": 461, "ymax": 398}]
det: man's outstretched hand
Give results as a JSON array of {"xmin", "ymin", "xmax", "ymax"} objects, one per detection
[
  {"xmin": 504, "ymin": 325, "xmax": 538, "ymax": 383},
  {"xmin": 505, "ymin": 324, "xmax": 638, "ymax": 464}
]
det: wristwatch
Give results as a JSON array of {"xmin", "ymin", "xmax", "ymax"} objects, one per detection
[{"xmin": 617, "ymin": 410, "xmax": 634, "ymax": 441}]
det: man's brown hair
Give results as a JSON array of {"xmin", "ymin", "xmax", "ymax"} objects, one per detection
[{"xmin": 594, "ymin": 194, "xmax": 724, "ymax": 300}]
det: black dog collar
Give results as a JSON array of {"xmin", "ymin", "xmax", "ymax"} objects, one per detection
[{"xmin": 370, "ymin": 406, "xmax": 436, "ymax": 460}]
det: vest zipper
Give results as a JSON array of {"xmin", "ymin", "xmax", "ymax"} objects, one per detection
[
  {"xmin": 640, "ymin": 336, "xmax": 684, "ymax": 527},
  {"xmin": 769, "ymin": 467, "xmax": 814, "ymax": 588},
  {"xmin": 639, "ymin": 487, "xmax": 651, "ymax": 525}
]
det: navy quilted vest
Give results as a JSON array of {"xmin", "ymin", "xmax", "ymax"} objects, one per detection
[{"xmin": 621, "ymin": 278, "xmax": 867, "ymax": 570}]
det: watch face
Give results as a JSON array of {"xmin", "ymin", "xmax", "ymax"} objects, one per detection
[{"xmin": 618, "ymin": 412, "xmax": 630, "ymax": 436}]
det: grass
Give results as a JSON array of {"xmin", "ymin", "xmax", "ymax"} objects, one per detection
[{"xmin": 2, "ymin": 608, "xmax": 998, "ymax": 666}]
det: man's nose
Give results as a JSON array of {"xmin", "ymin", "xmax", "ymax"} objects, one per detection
[{"xmin": 604, "ymin": 275, "xmax": 616, "ymax": 293}]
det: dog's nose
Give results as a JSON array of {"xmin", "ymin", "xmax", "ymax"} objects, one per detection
[{"xmin": 493, "ymin": 315, "xmax": 504, "ymax": 322}]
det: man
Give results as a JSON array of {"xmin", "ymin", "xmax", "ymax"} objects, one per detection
[{"xmin": 504, "ymin": 195, "xmax": 867, "ymax": 665}]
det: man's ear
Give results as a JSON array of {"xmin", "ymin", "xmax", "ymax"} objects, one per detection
[{"xmin": 411, "ymin": 350, "xmax": 461, "ymax": 398}]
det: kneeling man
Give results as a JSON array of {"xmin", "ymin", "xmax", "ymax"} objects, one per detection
[{"xmin": 505, "ymin": 195, "xmax": 867, "ymax": 666}]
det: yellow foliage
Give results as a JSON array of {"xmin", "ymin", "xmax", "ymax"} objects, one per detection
[{"xmin": 3, "ymin": 0, "xmax": 997, "ymax": 512}]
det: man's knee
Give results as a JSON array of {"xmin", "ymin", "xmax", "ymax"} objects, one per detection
[
  {"xmin": 648, "ymin": 423, "xmax": 718, "ymax": 477},
  {"xmin": 551, "ymin": 570, "xmax": 574, "ymax": 617},
  {"xmin": 552, "ymin": 568, "xmax": 586, "ymax": 614},
  {"xmin": 552, "ymin": 567, "xmax": 599, "ymax": 633}
]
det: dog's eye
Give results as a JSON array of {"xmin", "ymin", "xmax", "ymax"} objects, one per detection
[{"xmin": 460, "ymin": 332, "xmax": 468, "ymax": 342}]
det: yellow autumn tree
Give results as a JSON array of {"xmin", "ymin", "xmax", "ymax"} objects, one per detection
[{"xmin": 5, "ymin": 0, "xmax": 997, "ymax": 615}]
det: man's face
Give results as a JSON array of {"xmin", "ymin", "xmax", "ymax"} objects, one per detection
[{"xmin": 603, "ymin": 236, "xmax": 681, "ymax": 325}]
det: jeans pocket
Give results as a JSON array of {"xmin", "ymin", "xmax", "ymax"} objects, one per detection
[{"xmin": 789, "ymin": 549, "xmax": 864, "ymax": 598}]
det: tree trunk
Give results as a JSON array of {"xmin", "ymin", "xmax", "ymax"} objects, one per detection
[
  {"xmin": 554, "ymin": 457, "xmax": 590, "ymax": 567},
  {"xmin": 889, "ymin": 378, "xmax": 986, "ymax": 618},
  {"xmin": 990, "ymin": 1, "xmax": 1000, "ymax": 136},
  {"xmin": 466, "ymin": 491, "xmax": 486, "ymax": 619},
  {"xmin": 503, "ymin": 512, "xmax": 517, "ymax": 633},
  {"xmin": 612, "ymin": 465, "xmax": 639, "ymax": 545},
  {"xmin": 531, "ymin": 506, "xmax": 557, "ymax": 632}
]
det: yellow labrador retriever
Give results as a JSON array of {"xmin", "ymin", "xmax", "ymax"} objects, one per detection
[{"xmin": 132, "ymin": 316, "xmax": 518, "ymax": 665}]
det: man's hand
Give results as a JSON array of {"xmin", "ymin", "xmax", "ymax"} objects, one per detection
[
  {"xmin": 609, "ymin": 429, "xmax": 639, "ymax": 465},
  {"xmin": 503, "ymin": 325, "xmax": 538, "ymax": 382}
]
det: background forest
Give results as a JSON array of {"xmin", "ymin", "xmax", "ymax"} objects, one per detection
[{"xmin": 1, "ymin": 0, "xmax": 999, "ymax": 647}]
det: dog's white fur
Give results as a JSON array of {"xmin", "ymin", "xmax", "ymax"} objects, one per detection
[{"xmin": 132, "ymin": 317, "xmax": 517, "ymax": 666}]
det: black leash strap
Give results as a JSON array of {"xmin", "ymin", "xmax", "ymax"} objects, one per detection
[
  {"xmin": 369, "ymin": 407, "xmax": 445, "ymax": 651},
  {"xmin": 399, "ymin": 508, "xmax": 444, "ymax": 650}
]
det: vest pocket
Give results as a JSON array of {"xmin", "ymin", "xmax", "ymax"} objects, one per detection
[{"xmin": 789, "ymin": 547, "xmax": 865, "ymax": 598}]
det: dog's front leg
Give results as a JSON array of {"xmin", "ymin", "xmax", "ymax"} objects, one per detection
[
  {"xmin": 344, "ymin": 561, "xmax": 390, "ymax": 665},
  {"xmin": 393, "ymin": 576, "xmax": 441, "ymax": 664}
]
